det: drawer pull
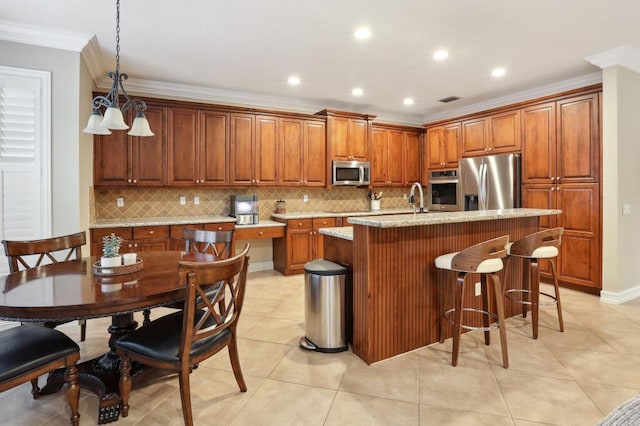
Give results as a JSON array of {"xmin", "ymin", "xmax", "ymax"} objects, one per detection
[
  {"xmin": 149, "ymin": 230, "xmax": 154, "ymax": 234},
  {"xmin": 259, "ymin": 231, "xmax": 263, "ymax": 236}
]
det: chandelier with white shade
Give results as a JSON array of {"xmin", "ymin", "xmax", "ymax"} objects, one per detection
[{"xmin": 83, "ymin": 0, "xmax": 153, "ymax": 137}]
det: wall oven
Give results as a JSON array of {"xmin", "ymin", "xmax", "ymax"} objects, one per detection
[{"xmin": 427, "ymin": 169, "xmax": 462, "ymax": 212}]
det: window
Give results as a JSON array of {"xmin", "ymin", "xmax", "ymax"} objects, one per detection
[{"xmin": 0, "ymin": 66, "xmax": 51, "ymax": 274}]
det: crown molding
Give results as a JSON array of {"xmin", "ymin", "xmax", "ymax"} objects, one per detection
[
  {"xmin": 0, "ymin": 20, "xmax": 92, "ymax": 52},
  {"xmin": 421, "ymin": 72, "xmax": 602, "ymax": 124},
  {"xmin": 81, "ymin": 36, "xmax": 105, "ymax": 83},
  {"xmin": 585, "ymin": 46, "xmax": 640, "ymax": 73}
]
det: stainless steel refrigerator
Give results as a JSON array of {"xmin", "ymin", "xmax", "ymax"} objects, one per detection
[{"xmin": 459, "ymin": 153, "xmax": 522, "ymax": 210}]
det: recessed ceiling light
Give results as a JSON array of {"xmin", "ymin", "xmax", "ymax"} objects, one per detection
[
  {"xmin": 433, "ymin": 50, "xmax": 448, "ymax": 61},
  {"xmin": 354, "ymin": 27, "xmax": 371, "ymax": 40},
  {"xmin": 352, "ymin": 87, "xmax": 364, "ymax": 96},
  {"xmin": 403, "ymin": 98, "xmax": 414, "ymax": 106},
  {"xmin": 491, "ymin": 67, "xmax": 507, "ymax": 78},
  {"xmin": 288, "ymin": 75, "xmax": 301, "ymax": 86}
]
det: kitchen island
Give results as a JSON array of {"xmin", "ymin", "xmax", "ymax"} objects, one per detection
[{"xmin": 319, "ymin": 208, "xmax": 560, "ymax": 364}]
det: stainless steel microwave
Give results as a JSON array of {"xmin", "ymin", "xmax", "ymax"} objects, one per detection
[{"xmin": 332, "ymin": 160, "xmax": 370, "ymax": 186}]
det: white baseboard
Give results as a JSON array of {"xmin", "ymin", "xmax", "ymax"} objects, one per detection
[
  {"xmin": 600, "ymin": 285, "xmax": 640, "ymax": 304},
  {"xmin": 247, "ymin": 260, "xmax": 273, "ymax": 273}
]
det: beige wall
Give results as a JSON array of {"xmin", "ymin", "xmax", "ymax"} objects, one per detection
[
  {"xmin": 601, "ymin": 66, "xmax": 640, "ymax": 298},
  {"xmin": 0, "ymin": 40, "xmax": 91, "ymax": 239}
]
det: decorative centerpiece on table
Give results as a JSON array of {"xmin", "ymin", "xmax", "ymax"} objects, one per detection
[
  {"xmin": 101, "ymin": 233, "xmax": 123, "ymax": 267},
  {"xmin": 369, "ymin": 191, "xmax": 383, "ymax": 211}
]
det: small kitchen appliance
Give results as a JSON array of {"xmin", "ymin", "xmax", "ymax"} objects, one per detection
[{"xmin": 230, "ymin": 195, "xmax": 259, "ymax": 225}]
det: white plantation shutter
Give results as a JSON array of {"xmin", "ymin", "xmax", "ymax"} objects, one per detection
[{"xmin": 0, "ymin": 67, "xmax": 51, "ymax": 274}]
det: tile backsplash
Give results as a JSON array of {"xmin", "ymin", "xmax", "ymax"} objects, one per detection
[{"xmin": 94, "ymin": 186, "xmax": 415, "ymax": 220}]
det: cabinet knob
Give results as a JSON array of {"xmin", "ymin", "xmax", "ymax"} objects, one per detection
[
  {"xmin": 201, "ymin": 179, "xmax": 205, "ymax": 184},
  {"xmin": 133, "ymin": 179, "xmax": 137, "ymax": 183},
  {"xmin": 195, "ymin": 179, "xmax": 200, "ymax": 184},
  {"xmin": 259, "ymin": 231, "xmax": 263, "ymax": 236},
  {"xmin": 127, "ymin": 179, "xmax": 132, "ymax": 183},
  {"xmin": 134, "ymin": 243, "xmax": 138, "ymax": 247},
  {"xmin": 556, "ymin": 176, "xmax": 560, "ymax": 181},
  {"xmin": 128, "ymin": 243, "xmax": 133, "ymax": 248},
  {"xmin": 256, "ymin": 179, "xmax": 260, "ymax": 183},
  {"xmin": 551, "ymin": 187, "xmax": 555, "ymax": 191},
  {"xmin": 149, "ymin": 230, "xmax": 154, "ymax": 235},
  {"xmin": 551, "ymin": 176, "xmax": 555, "ymax": 181},
  {"xmin": 218, "ymin": 226, "xmax": 222, "ymax": 230}
]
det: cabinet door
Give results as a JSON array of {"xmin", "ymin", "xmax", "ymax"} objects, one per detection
[
  {"xmin": 167, "ymin": 107, "xmax": 199, "ymax": 186},
  {"xmin": 351, "ymin": 119, "xmax": 368, "ymax": 161},
  {"xmin": 443, "ymin": 123, "xmax": 460, "ymax": 167},
  {"xmin": 329, "ymin": 116, "xmax": 350, "ymax": 160},
  {"xmin": 94, "ymin": 124, "xmax": 130, "ymax": 187},
  {"xmin": 488, "ymin": 110, "xmax": 521, "ymax": 154},
  {"xmin": 200, "ymin": 111, "xmax": 229, "ymax": 186},
  {"xmin": 279, "ymin": 118, "xmax": 304, "ymax": 185},
  {"xmin": 522, "ymin": 102, "xmax": 556, "ymax": 184},
  {"xmin": 288, "ymin": 229, "xmax": 313, "ymax": 270},
  {"xmin": 556, "ymin": 183, "xmax": 600, "ymax": 289},
  {"xmin": 254, "ymin": 115, "xmax": 278, "ymax": 185},
  {"xmin": 426, "ymin": 127, "xmax": 444, "ymax": 168},
  {"xmin": 312, "ymin": 217, "xmax": 337, "ymax": 259},
  {"xmin": 404, "ymin": 131, "xmax": 421, "ymax": 184},
  {"xmin": 131, "ymin": 105, "xmax": 166, "ymax": 186},
  {"xmin": 134, "ymin": 239, "xmax": 169, "ymax": 252},
  {"xmin": 387, "ymin": 130, "xmax": 404, "ymax": 185},
  {"xmin": 556, "ymin": 94, "xmax": 599, "ymax": 183},
  {"xmin": 230, "ymin": 113, "xmax": 255, "ymax": 185},
  {"xmin": 303, "ymin": 120, "xmax": 326, "ymax": 186},
  {"xmin": 461, "ymin": 117, "xmax": 488, "ymax": 157},
  {"xmin": 370, "ymin": 128, "xmax": 388, "ymax": 186},
  {"xmin": 521, "ymin": 184, "xmax": 557, "ymax": 274}
]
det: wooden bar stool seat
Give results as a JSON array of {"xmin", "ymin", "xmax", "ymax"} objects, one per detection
[
  {"xmin": 436, "ymin": 235, "xmax": 510, "ymax": 368},
  {"xmin": 504, "ymin": 227, "xmax": 564, "ymax": 339}
]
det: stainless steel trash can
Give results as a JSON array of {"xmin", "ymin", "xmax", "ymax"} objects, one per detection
[{"xmin": 299, "ymin": 259, "xmax": 348, "ymax": 353}]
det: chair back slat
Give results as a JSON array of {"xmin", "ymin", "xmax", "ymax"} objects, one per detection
[
  {"xmin": 183, "ymin": 227, "xmax": 234, "ymax": 259},
  {"xmin": 509, "ymin": 227, "xmax": 563, "ymax": 257},
  {"xmin": 2, "ymin": 232, "xmax": 86, "ymax": 273},
  {"xmin": 177, "ymin": 244, "xmax": 250, "ymax": 362},
  {"xmin": 451, "ymin": 235, "xmax": 509, "ymax": 272}
]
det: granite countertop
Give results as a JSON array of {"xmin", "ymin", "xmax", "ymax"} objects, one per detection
[
  {"xmin": 318, "ymin": 226, "xmax": 353, "ymax": 241},
  {"xmin": 271, "ymin": 208, "xmax": 414, "ymax": 220},
  {"xmin": 347, "ymin": 208, "xmax": 562, "ymax": 228},
  {"xmin": 90, "ymin": 216, "xmax": 283, "ymax": 228}
]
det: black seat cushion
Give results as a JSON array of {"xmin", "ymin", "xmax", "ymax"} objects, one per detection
[
  {"xmin": 115, "ymin": 310, "xmax": 231, "ymax": 363},
  {"xmin": 0, "ymin": 325, "xmax": 80, "ymax": 383}
]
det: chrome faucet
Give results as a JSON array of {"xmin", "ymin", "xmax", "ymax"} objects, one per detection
[{"xmin": 409, "ymin": 182, "xmax": 425, "ymax": 213}]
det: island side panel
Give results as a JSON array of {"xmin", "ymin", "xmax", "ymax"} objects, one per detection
[{"xmin": 352, "ymin": 216, "xmax": 538, "ymax": 364}]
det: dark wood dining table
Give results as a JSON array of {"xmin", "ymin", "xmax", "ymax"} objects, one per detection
[{"xmin": 0, "ymin": 251, "xmax": 214, "ymax": 424}]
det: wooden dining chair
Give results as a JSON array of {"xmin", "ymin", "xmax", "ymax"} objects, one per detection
[
  {"xmin": 2, "ymin": 232, "xmax": 88, "ymax": 341},
  {"xmin": 0, "ymin": 325, "xmax": 81, "ymax": 425},
  {"xmin": 115, "ymin": 244, "xmax": 251, "ymax": 426}
]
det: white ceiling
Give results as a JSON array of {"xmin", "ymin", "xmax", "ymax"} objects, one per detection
[{"xmin": 1, "ymin": 0, "xmax": 639, "ymax": 124}]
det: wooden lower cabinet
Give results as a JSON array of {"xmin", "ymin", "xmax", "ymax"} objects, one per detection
[
  {"xmin": 522, "ymin": 183, "xmax": 601, "ymax": 291},
  {"xmin": 273, "ymin": 217, "xmax": 337, "ymax": 275}
]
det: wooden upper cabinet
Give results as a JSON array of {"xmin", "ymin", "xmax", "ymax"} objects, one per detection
[
  {"xmin": 303, "ymin": 120, "xmax": 326, "ymax": 186},
  {"xmin": 327, "ymin": 116, "xmax": 369, "ymax": 161},
  {"xmin": 461, "ymin": 111, "xmax": 521, "ymax": 157},
  {"xmin": 556, "ymin": 93, "xmax": 599, "ymax": 183},
  {"xmin": 426, "ymin": 123, "xmax": 459, "ymax": 169},
  {"xmin": 199, "ymin": 111, "xmax": 229, "ymax": 186},
  {"xmin": 279, "ymin": 118, "xmax": 304, "ymax": 185},
  {"xmin": 254, "ymin": 115, "xmax": 278, "ymax": 185},
  {"xmin": 522, "ymin": 102, "xmax": 556, "ymax": 184},
  {"xmin": 95, "ymin": 106, "xmax": 166, "ymax": 188},
  {"xmin": 230, "ymin": 113, "xmax": 255, "ymax": 185},
  {"xmin": 167, "ymin": 107, "xmax": 199, "ymax": 186},
  {"xmin": 372, "ymin": 126, "xmax": 422, "ymax": 187}
]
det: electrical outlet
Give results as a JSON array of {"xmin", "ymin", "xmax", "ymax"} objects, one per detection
[
  {"xmin": 403, "ymin": 193, "xmax": 408, "ymax": 200},
  {"xmin": 475, "ymin": 282, "xmax": 481, "ymax": 296},
  {"xmin": 179, "ymin": 196, "xmax": 186, "ymax": 205},
  {"xmin": 303, "ymin": 194, "xmax": 308, "ymax": 202},
  {"xmin": 116, "ymin": 197, "xmax": 124, "ymax": 208},
  {"xmin": 194, "ymin": 196, "xmax": 200, "ymax": 205},
  {"xmin": 622, "ymin": 203, "xmax": 632, "ymax": 215}
]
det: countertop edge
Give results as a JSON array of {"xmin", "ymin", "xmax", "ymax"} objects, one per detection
[{"xmin": 90, "ymin": 217, "xmax": 284, "ymax": 228}]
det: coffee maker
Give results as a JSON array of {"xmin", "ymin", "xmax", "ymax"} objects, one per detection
[{"xmin": 230, "ymin": 195, "xmax": 259, "ymax": 225}]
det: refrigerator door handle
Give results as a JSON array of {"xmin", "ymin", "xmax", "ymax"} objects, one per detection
[{"xmin": 479, "ymin": 163, "xmax": 487, "ymax": 210}]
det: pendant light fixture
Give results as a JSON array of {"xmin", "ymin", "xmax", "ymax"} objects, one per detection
[{"xmin": 83, "ymin": 0, "xmax": 153, "ymax": 137}]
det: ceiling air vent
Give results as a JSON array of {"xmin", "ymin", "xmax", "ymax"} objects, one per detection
[{"xmin": 438, "ymin": 96, "xmax": 460, "ymax": 103}]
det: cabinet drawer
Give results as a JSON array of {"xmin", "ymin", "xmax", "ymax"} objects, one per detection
[
  {"xmin": 312, "ymin": 217, "xmax": 337, "ymax": 229},
  {"xmin": 170, "ymin": 224, "xmax": 204, "ymax": 238},
  {"xmin": 203, "ymin": 222, "xmax": 235, "ymax": 232},
  {"xmin": 287, "ymin": 219, "xmax": 313, "ymax": 230},
  {"xmin": 92, "ymin": 227, "xmax": 133, "ymax": 242},
  {"xmin": 235, "ymin": 226, "xmax": 285, "ymax": 240},
  {"xmin": 133, "ymin": 225, "xmax": 170, "ymax": 240}
]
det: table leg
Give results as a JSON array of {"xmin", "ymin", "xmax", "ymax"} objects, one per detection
[{"xmin": 39, "ymin": 313, "xmax": 142, "ymax": 424}]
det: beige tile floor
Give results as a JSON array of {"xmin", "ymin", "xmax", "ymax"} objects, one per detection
[{"xmin": 2, "ymin": 270, "xmax": 640, "ymax": 425}]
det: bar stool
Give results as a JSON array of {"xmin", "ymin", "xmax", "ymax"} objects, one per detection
[
  {"xmin": 436, "ymin": 235, "xmax": 510, "ymax": 368},
  {"xmin": 504, "ymin": 227, "xmax": 564, "ymax": 339}
]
